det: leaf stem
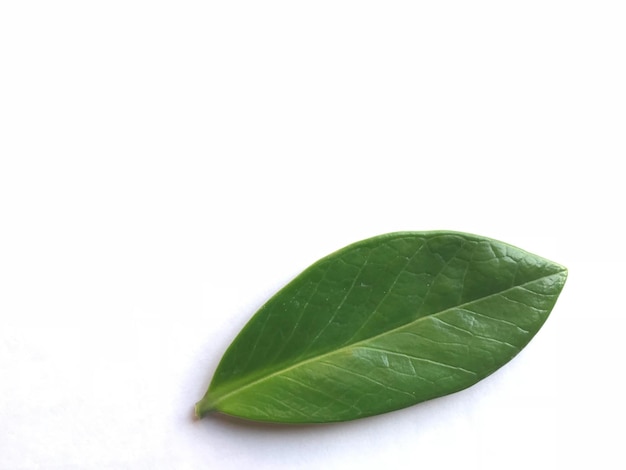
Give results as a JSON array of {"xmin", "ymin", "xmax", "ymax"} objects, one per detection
[{"xmin": 194, "ymin": 395, "xmax": 217, "ymax": 419}]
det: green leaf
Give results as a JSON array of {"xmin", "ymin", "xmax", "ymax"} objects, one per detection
[{"xmin": 196, "ymin": 231, "xmax": 567, "ymax": 423}]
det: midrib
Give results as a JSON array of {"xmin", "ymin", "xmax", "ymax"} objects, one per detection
[{"xmin": 204, "ymin": 270, "xmax": 564, "ymax": 410}]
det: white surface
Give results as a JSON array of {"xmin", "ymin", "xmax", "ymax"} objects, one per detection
[{"xmin": 1, "ymin": 1, "xmax": 624, "ymax": 469}]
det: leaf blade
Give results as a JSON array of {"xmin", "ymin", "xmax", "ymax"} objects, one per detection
[{"xmin": 197, "ymin": 232, "xmax": 567, "ymax": 423}]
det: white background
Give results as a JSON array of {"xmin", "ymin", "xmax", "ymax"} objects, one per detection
[{"xmin": 1, "ymin": 1, "xmax": 624, "ymax": 469}]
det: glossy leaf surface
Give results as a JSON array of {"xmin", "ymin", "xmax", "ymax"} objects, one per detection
[{"xmin": 196, "ymin": 232, "xmax": 567, "ymax": 423}]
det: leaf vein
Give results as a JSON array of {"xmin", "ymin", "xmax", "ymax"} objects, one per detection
[
  {"xmin": 433, "ymin": 317, "xmax": 521, "ymax": 351},
  {"xmin": 319, "ymin": 361, "xmax": 416, "ymax": 399},
  {"xmin": 303, "ymin": 251, "xmax": 373, "ymax": 353},
  {"xmin": 345, "ymin": 241, "xmax": 427, "ymax": 342},
  {"xmin": 358, "ymin": 345, "xmax": 477, "ymax": 376},
  {"xmin": 280, "ymin": 375, "xmax": 361, "ymax": 413},
  {"xmin": 456, "ymin": 308, "xmax": 530, "ymax": 334}
]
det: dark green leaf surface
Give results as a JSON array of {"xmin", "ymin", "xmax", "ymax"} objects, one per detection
[{"xmin": 196, "ymin": 231, "xmax": 567, "ymax": 423}]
